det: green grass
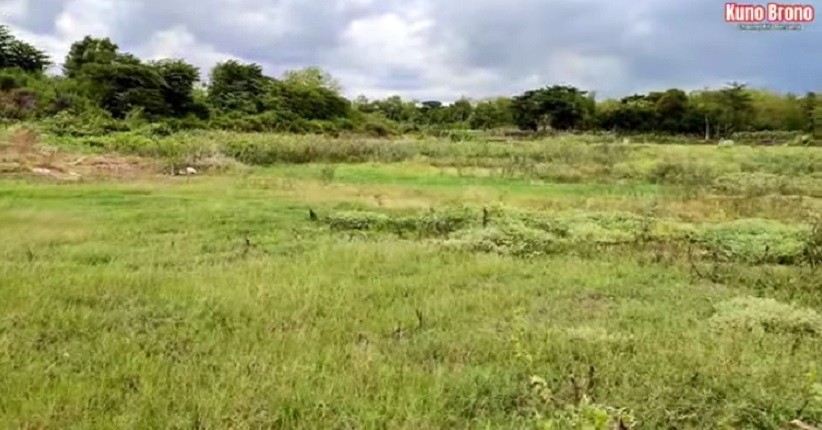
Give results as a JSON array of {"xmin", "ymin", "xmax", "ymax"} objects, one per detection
[{"xmin": 2, "ymin": 132, "xmax": 822, "ymax": 429}]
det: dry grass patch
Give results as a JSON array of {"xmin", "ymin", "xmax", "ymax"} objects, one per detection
[{"xmin": 1, "ymin": 128, "xmax": 160, "ymax": 181}]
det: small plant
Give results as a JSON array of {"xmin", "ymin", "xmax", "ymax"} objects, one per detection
[
  {"xmin": 326, "ymin": 211, "xmax": 390, "ymax": 231},
  {"xmin": 443, "ymin": 222, "xmax": 564, "ymax": 258},
  {"xmin": 802, "ymin": 219, "xmax": 822, "ymax": 268},
  {"xmin": 527, "ymin": 375, "xmax": 636, "ymax": 429},
  {"xmin": 319, "ymin": 165, "xmax": 336, "ymax": 184}
]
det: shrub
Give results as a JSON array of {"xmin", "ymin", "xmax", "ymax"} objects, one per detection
[
  {"xmin": 696, "ymin": 219, "xmax": 806, "ymax": 264},
  {"xmin": 443, "ymin": 221, "xmax": 565, "ymax": 257},
  {"xmin": 710, "ymin": 296, "xmax": 822, "ymax": 336}
]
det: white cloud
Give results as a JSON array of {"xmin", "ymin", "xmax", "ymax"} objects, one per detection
[
  {"xmin": 54, "ymin": 0, "xmax": 132, "ymax": 40},
  {"xmin": 136, "ymin": 25, "xmax": 240, "ymax": 77},
  {"xmin": 0, "ymin": 0, "xmax": 27, "ymax": 21}
]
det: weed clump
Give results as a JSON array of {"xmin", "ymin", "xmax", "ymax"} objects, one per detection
[
  {"xmin": 802, "ymin": 219, "xmax": 822, "ymax": 267},
  {"xmin": 324, "ymin": 206, "xmax": 477, "ymax": 237},
  {"xmin": 326, "ymin": 211, "xmax": 391, "ymax": 231},
  {"xmin": 527, "ymin": 375, "xmax": 636, "ymax": 429},
  {"xmin": 710, "ymin": 296, "xmax": 822, "ymax": 336},
  {"xmin": 443, "ymin": 222, "xmax": 564, "ymax": 257},
  {"xmin": 696, "ymin": 219, "xmax": 806, "ymax": 264},
  {"xmin": 647, "ymin": 159, "xmax": 715, "ymax": 187},
  {"xmin": 711, "ymin": 172, "xmax": 820, "ymax": 197}
]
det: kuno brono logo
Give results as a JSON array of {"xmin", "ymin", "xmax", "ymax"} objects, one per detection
[{"xmin": 725, "ymin": 3, "xmax": 815, "ymax": 30}]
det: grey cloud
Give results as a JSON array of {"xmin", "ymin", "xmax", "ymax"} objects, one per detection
[
  {"xmin": 9, "ymin": 0, "xmax": 63, "ymax": 33},
  {"xmin": 1, "ymin": 0, "xmax": 818, "ymax": 100},
  {"xmin": 429, "ymin": 0, "xmax": 819, "ymax": 97}
]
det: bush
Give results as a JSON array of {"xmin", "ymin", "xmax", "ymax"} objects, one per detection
[
  {"xmin": 710, "ymin": 296, "xmax": 822, "ymax": 336},
  {"xmin": 42, "ymin": 110, "xmax": 129, "ymax": 137},
  {"xmin": 696, "ymin": 219, "xmax": 806, "ymax": 264},
  {"xmin": 732, "ymin": 130, "xmax": 804, "ymax": 145},
  {"xmin": 443, "ymin": 221, "xmax": 565, "ymax": 257},
  {"xmin": 647, "ymin": 159, "xmax": 715, "ymax": 186}
]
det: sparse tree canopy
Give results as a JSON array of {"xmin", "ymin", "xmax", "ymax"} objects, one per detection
[{"xmin": 0, "ymin": 25, "xmax": 51, "ymax": 73}]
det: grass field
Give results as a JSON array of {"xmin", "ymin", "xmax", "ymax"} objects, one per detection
[{"xmin": 1, "ymin": 130, "xmax": 822, "ymax": 429}]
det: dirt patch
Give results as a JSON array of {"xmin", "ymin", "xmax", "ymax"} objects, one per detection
[{"xmin": 0, "ymin": 128, "xmax": 160, "ymax": 181}]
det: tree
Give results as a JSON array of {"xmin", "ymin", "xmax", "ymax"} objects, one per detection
[
  {"xmin": 597, "ymin": 96, "xmax": 658, "ymax": 132},
  {"xmin": 83, "ymin": 62, "xmax": 169, "ymax": 118},
  {"xmin": 747, "ymin": 89, "xmax": 804, "ymax": 131},
  {"xmin": 719, "ymin": 81, "xmax": 754, "ymax": 134},
  {"xmin": 802, "ymin": 92, "xmax": 817, "ymax": 135},
  {"xmin": 282, "ymin": 66, "xmax": 342, "ymax": 95},
  {"xmin": 369, "ymin": 95, "xmax": 418, "ymax": 123},
  {"xmin": 808, "ymin": 93, "xmax": 822, "ymax": 139},
  {"xmin": 207, "ymin": 60, "xmax": 268, "ymax": 114},
  {"xmin": 277, "ymin": 81, "xmax": 350, "ymax": 121},
  {"xmin": 470, "ymin": 97, "xmax": 514, "ymax": 130},
  {"xmin": 655, "ymin": 89, "xmax": 689, "ymax": 133},
  {"xmin": 0, "ymin": 25, "xmax": 51, "ymax": 73},
  {"xmin": 512, "ymin": 85, "xmax": 592, "ymax": 131},
  {"xmin": 353, "ymin": 95, "xmax": 377, "ymax": 113},
  {"xmin": 63, "ymin": 36, "xmax": 120, "ymax": 78},
  {"xmin": 690, "ymin": 89, "xmax": 731, "ymax": 139},
  {"xmin": 448, "ymin": 97, "xmax": 473, "ymax": 123},
  {"xmin": 150, "ymin": 59, "xmax": 201, "ymax": 117},
  {"xmin": 420, "ymin": 100, "xmax": 443, "ymax": 111}
]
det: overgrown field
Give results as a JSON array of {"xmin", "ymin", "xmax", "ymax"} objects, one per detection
[{"xmin": 1, "ymin": 130, "xmax": 821, "ymax": 429}]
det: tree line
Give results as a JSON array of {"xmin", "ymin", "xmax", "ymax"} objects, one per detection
[{"xmin": 1, "ymin": 25, "xmax": 819, "ymax": 139}]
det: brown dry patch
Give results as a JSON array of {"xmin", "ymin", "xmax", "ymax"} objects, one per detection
[
  {"xmin": 69, "ymin": 154, "xmax": 158, "ymax": 179},
  {"xmin": 0, "ymin": 128, "xmax": 159, "ymax": 181}
]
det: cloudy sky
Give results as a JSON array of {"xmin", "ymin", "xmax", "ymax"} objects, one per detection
[{"xmin": 0, "ymin": 0, "xmax": 819, "ymax": 101}]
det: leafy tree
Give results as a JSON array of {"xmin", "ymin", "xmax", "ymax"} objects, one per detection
[
  {"xmin": 84, "ymin": 62, "xmax": 169, "ymax": 118},
  {"xmin": 207, "ymin": 60, "xmax": 268, "ymax": 114},
  {"xmin": 277, "ymin": 68, "xmax": 350, "ymax": 120},
  {"xmin": 448, "ymin": 97, "xmax": 473, "ymax": 123},
  {"xmin": 370, "ymin": 95, "xmax": 418, "ymax": 123},
  {"xmin": 0, "ymin": 25, "xmax": 51, "ymax": 73},
  {"xmin": 719, "ymin": 82, "xmax": 754, "ymax": 134},
  {"xmin": 802, "ymin": 92, "xmax": 818, "ymax": 135},
  {"xmin": 470, "ymin": 97, "xmax": 514, "ymax": 130},
  {"xmin": 597, "ymin": 95, "xmax": 657, "ymax": 132},
  {"xmin": 513, "ymin": 85, "xmax": 592, "ymax": 131},
  {"xmin": 690, "ymin": 89, "xmax": 731, "ymax": 139},
  {"xmin": 63, "ymin": 36, "xmax": 120, "ymax": 77},
  {"xmin": 150, "ymin": 59, "xmax": 202, "ymax": 117},
  {"xmin": 278, "ymin": 81, "xmax": 350, "ymax": 121},
  {"xmin": 512, "ymin": 90, "xmax": 547, "ymax": 131},
  {"xmin": 654, "ymin": 89, "xmax": 689, "ymax": 132},
  {"xmin": 748, "ymin": 89, "xmax": 804, "ymax": 131},
  {"xmin": 282, "ymin": 66, "xmax": 342, "ymax": 95},
  {"xmin": 420, "ymin": 100, "xmax": 443, "ymax": 111},
  {"xmin": 353, "ymin": 95, "xmax": 377, "ymax": 113}
]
